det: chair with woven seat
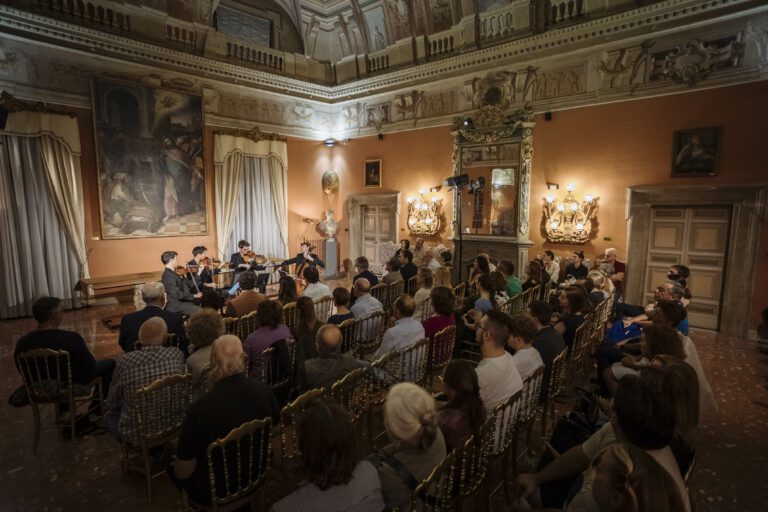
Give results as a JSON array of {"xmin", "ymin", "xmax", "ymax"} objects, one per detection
[
  {"xmin": 426, "ymin": 325, "xmax": 457, "ymax": 388},
  {"xmin": 186, "ymin": 417, "xmax": 273, "ymax": 512},
  {"xmin": 282, "ymin": 302, "xmax": 298, "ymax": 336},
  {"xmin": 122, "ymin": 373, "xmax": 191, "ymax": 503},
  {"xmin": 271, "ymin": 388, "xmax": 324, "ymax": 480},
  {"xmin": 354, "ymin": 310, "xmax": 387, "ymax": 356},
  {"xmin": 15, "ymin": 348, "xmax": 106, "ymax": 453},
  {"xmin": 313, "ymin": 296, "xmax": 334, "ymax": 323}
]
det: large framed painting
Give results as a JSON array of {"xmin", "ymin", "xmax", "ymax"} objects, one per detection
[
  {"xmin": 92, "ymin": 78, "xmax": 208, "ymax": 238},
  {"xmin": 671, "ymin": 126, "xmax": 722, "ymax": 178}
]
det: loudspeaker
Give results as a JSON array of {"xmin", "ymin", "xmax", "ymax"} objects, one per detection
[
  {"xmin": 544, "ymin": 111, "xmax": 553, "ymax": 121},
  {"xmin": 0, "ymin": 107, "xmax": 9, "ymax": 130}
]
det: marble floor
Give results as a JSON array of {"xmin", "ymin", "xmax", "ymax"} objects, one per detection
[{"xmin": 1, "ymin": 302, "xmax": 766, "ymax": 511}]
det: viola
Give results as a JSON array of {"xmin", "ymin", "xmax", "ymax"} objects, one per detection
[{"xmin": 175, "ymin": 266, "xmax": 191, "ymax": 277}]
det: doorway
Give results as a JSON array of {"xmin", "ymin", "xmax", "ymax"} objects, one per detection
[
  {"xmin": 645, "ymin": 207, "xmax": 730, "ymax": 330},
  {"xmin": 347, "ymin": 192, "xmax": 400, "ymax": 273}
]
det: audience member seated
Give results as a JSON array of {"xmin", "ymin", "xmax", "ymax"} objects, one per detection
[
  {"xmin": 352, "ymin": 256, "xmax": 379, "ymax": 286},
  {"xmin": 119, "ymin": 282, "xmax": 187, "ymax": 353},
  {"xmin": 526, "ymin": 301, "xmax": 566, "ymax": 369},
  {"xmin": 224, "ymin": 271, "xmax": 266, "ymax": 318},
  {"xmin": 271, "ymin": 398, "xmax": 385, "ymax": 512},
  {"xmin": 541, "ymin": 250, "xmax": 560, "ymax": 283},
  {"xmin": 295, "ymin": 296, "xmax": 322, "ymax": 365},
  {"xmin": 433, "ymin": 266, "xmax": 452, "ymax": 288},
  {"xmin": 199, "ymin": 287, "xmax": 224, "ymax": 311},
  {"xmin": 185, "ymin": 309, "xmax": 225, "ymax": 400},
  {"xmin": 498, "ymin": 260, "xmax": 523, "ymax": 297},
  {"xmin": 607, "ymin": 325, "xmax": 686, "ymax": 392},
  {"xmin": 169, "ymin": 336, "xmax": 280, "ymax": 508},
  {"xmin": 15, "ymin": 297, "xmax": 116, "ymax": 398},
  {"xmin": 244, "ymin": 300, "xmax": 292, "ymax": 379},
  {"xmin": 277, "ymin": 275, "xmax": 300, "ymax": 306},
  {"xmin": 412, "ymin": 238, "xmax": 425, "ymax": 262},
  {"xmin": 372, "ymin": 295, "xmax": 425, "ymax": 361},
  {"xmin": 413, "ymin": 267, "xmax": 434, "ymax": 321},
  {"xmin": 350, "ymin": 278, "xmax": 383, "ymax": 318},
  {"xmin": 436, "ymin": 360, "xmax": 487, "ymax": 451},
  {"xmin": 515, "ymin": 376, "xmax": 689, "ymax": 511},
  {"xmin": 398, "ymin": 250, "xmax": 418, "ymax": 284},
  {"xmin": 587, "ymin": 270, "xmax": 613, "ymax": 306},
  {"xmin": 424, "ymin": 249, "xmax": 441, "ymax": 271},
  {"xmin": 297, "ymin": 325, "xmax": 359, "ymax": 391},
  {"xmin": 667, "ymin": 264, "xmax": 692, "ymax": 304},
  {"xmin": 382, "ymin": 257, "xmax": 404, "ymax": 285},
  {"xmin": 106, "ymin": 317, "xmax": 185, "ymax": 444},
  {"xmin": 561, "ymin": 251, "xmax": 589, "ymax": 284},
  {"xmin": 302, "ymin": 267, "xmax": 331, "ymax": 301},
  {"xmin": 600, "ymin": 247, "xmax": 626, "ymax": 300},
  {"xmin": 522, "ymin": 259, "xmax": 551, "ymax": 293},
  {"xmin": 440, "ymin": 251, "xmax": 453, "ymax": 268},
  {"xmin": 554, "ymin": 287, "xmax": 591, "ymax": 347},
  {"xmin": 469, "ymin": 255, "xmax": 491, "ymax": 284},
  {"xmin": 394, "ymin": 239, "xmax": 410, "ymax": 259},
  {"xmin": 491, "ymin": 270, "xmax": 510, "ymax": 306},
  {"xmin": 479, "ymin": 253, "xmax": 497, "ymax": 272},
  {"xmin": 620, "ymin": 282, "xmax": 690, "ymax": 335},
  {"xmin": 641, "ymin": 355, "xmax": 700, "ymax": 475},
  {"xmin": 423, "ymin": 286, "xmax": 456, "ymax": 340},
  {"xmin": 475, "ymin": 310, "xmax": 524, "ymax": 414},
  {"xmin": 368, "ymin": 383, "xmax": 446, "ymax": 510},
  {"xmin": 328, "ymin": 287, "xmax": 354, "ymax": 325},
  {"xmin": 506, "ymin": 314, "xmax": 545, "ymax": 380},
  {"xmin": 473, "ymin": 273, "xmax": 496, "ymax": 315}
]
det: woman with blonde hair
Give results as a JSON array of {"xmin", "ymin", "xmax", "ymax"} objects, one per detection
[
  {"xmin": 368, "ymin": 383, "xmax": 447, "ymax": 510},
  {"xmin": 433, "ymin": 266, "xmax": 452, "ymax": 288},
  {"xmin": 413, "ymin": 267, "xmax": 434, "ymax": 321}
]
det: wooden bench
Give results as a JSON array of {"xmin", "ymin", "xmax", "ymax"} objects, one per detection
[{"xmin": 75, "ymin": 271, "xmax": 163, "ymax": 303}]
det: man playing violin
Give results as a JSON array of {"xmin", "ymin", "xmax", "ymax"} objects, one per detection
[
  {"xmin": 161, "ymin": 250, "xmax": 201, "ymax": 316},
  {"xmin": 281, "ymin": 241, "xmax": 325, "ymax": 272},
  {"xmin": 230, "ymin": 240, "xmax": 272, "ymax": 293},
  {"xmin": 187, "ymin": 246, "xmax": 220, "ymax": 291}
]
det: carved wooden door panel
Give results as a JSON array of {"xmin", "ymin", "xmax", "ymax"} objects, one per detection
[{"xmin": 645, "ymin": 207, "xmax": 730, "ymax": 330}]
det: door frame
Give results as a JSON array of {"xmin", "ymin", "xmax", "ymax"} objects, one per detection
[
  {"xmin": 626, "ymin": 185, "xmax": 767, "ymax": 336},
  {"xmin": 347, "ymin": 192, "xmax": 400, "ymax": 265}
]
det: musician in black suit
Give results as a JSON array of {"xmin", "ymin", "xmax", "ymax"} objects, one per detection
[
  {"xmin": 230, "ymin": 240, "xmax": 271, "ymax": 293},
  {"xmin": 161, "ymin": 251, "xmax": 201, "ymax": 316},
  {"xmin": 187, "ymin": 246, "xmax": 221, "ymax": 293},
  {"xmin": 281, "ymin": 242, "xmax": 325, "ymax": 270},
  {"xmin": 118, "ymin": 281, "xmax": 188, "ymax": 354}
]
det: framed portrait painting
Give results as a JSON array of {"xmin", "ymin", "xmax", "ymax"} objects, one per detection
[
  {"xmin": 92, "ymin": 78, "xmax": 208, "ymax": 238},
  {"xmin": 671, "ymin": 126, "xmax": 722, "ymax": 178},
  {"xmin": 364, "ymin": 159, "xmax": 382, "ymax": 188}
]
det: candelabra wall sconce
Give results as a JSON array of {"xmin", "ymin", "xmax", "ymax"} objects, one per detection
[
  {"xmin": 542, "ymin": 184, "xmax": 598, "ymax": 244},
  {"xmin": 407, "ymin": 188, "xmax": 443, "ymax": 235}
]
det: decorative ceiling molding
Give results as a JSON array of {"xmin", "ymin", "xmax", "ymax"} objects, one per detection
[{"xmin": 0, "ymin": 90, "xmax": 77, "ymax": 117}]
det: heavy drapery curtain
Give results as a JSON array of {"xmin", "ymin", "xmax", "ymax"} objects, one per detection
[
  {"xmin": 213, "ymin": 134, "xmax": 288, "ymax": 260},
  {"xmin": 0, "ymin": 135, "xmax": 81, "ymax": 318}
]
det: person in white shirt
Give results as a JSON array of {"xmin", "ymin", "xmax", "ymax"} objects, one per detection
[
  {"xmin": 541, "ymin": 250, "xmax": 560, "ymax": 283},
  {"xmin": 350, "ymin": 278, "xmax": 383, "ymax": 318},
  {"xmin": 475, "ymin": 310, "xmax": 524, "ymax": 414},
  {"xmin": 373, "ymin": 295, "xmax": 425, "ymax": 360},
  {"xmin": 506, "ymin": 313, "xmax": 544, "ymax": 380},
  {"xmin": 425, "ymin": 250, "xmax": 441, "ymax": 272},
  {"xmin": 412, "ymin": 267, "xmax": 433, "ymax": 321},
  {"xmin": 302, "ymin": 267, "xmax": 331, "ymax": 301}
]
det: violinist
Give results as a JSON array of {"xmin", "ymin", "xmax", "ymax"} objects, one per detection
[
  {"xmin": 187, "ymin": 246, "xmax": 220, "ymax": 290},
  {"xmin": 281, "ymin": 242, "xmax": 325, "ymax": 273},
  {"xmin": 230, "ymin": 240, "xmax": 271, "ymax": 293},
  {"xmin": 160, "ymin": 250, "xmax": 201, "ymax": 316}
]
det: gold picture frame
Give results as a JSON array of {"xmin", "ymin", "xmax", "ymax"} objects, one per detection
[{"xmin": 364, "ymin": 159, "xmax": 382, "ymax": 188}]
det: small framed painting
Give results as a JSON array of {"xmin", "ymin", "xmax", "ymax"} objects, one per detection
[
  {"xmin": 364, "ymin": 159, "xmax": 382, "ymax": 187},
  {"xmin": 671, "ymin": 126, "xmax": 722, "ymax": 178}
]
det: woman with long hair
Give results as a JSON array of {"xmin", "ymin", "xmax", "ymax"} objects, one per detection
[
  {"xmin": 554, "ymin": 286, "xmax": 591, "ymax": 347},
  {"xmin": 563, "ymin": 251, "xmax": 589, "ymax": 283},
  {"xmin": 243, "ymin": 299, "xmax": 291, "ymax": 379},
  {"xmin": 437, "ymin": 360, "xmax": 487, "ymax": 450},
  {"xmin": 295, "ymin": 296, "xmax": 323, "ymax": 364},
  {"xmin": 474, "ymin": 273, "xmax": 496, "ymax": 314},
  {"xmin": 278, "ymin": 275, "xmax": 299, "ymax": 305},
  {"xmin": 413, "ymin": 267, "xmax": 434, "ymax": 321},
  {"xmin": 422, "ymin": 286, "xmax": 456, "ymax": 340},
  {"xmin": 522, "ymin": 259, "xmax": 551, "ymax": 292},
  {"xmin": 490, "ymin": 270, "xmax": 510, "ymax": 305},
  {"xmin": 470, "ymin": 254, "xmax": 491, "ymax": 283}
]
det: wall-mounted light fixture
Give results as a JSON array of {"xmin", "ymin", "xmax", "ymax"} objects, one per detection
[
  {"xmin": 543, "ymin": 184, "xmax": 598, "ymax": 244},
  {"xmin": 323, "ymin": 138, "xmax": 337, "ymax": 147},
  {"xmin": 407, "ymin": 188, "xmax": 443, "ymax": 235}
]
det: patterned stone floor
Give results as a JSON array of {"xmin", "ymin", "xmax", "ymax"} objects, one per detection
[{"xmin": 1, "ymin": 302, "xmax": 766, "ymax": 511}]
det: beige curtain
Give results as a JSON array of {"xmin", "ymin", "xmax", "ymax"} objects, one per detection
[
  {"xmin": 3, "ymin": 111, "xmax": 89, "ymax": 278},
  {"xmin": 213, "ymin": 134, "xmax": 288, "ymax": 259}
]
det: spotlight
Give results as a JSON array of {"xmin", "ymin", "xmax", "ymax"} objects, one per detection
[
  {"xmin": 445, "ymin": 174, "xmax": 470, "ymax": 189},
  {"xmin": 323, "ymin": 138, "xmax": 337, "ymax": 147},
  {"xmin": 461, "ymin": 118, "xmax": 473, "ymax": 129}
]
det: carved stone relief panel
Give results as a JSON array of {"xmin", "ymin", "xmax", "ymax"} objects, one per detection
[
  {"xmin": 394, "ymin": 90, "xmax": 425, "ymax": 124},
  {"xmin": 220, "ymin": 93, "xmax": 287, "ymax": 125},
  {"xmin": 595, "ymin": 45, "xmax": 654, "ymax": 90},
  {"xmin": 650, "ymin": 36, "xmax": 744, "ymax": 86},
  {"xmin": 469, "ymin": 70, "xmax": 517, "ymax": 109},
  {"xmin": 529, "ymin": 66, "xmax": 584, "ymax": 100},
  {"xmin": 422, "ymin": 89, "xmax": 458, "ymax": 118},
  {"xmin": 744, "ymin": 16, "xmax": 768, "ymax": 66}
]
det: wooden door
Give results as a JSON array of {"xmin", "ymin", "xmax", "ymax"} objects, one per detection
[
  {"xmin": 645, "ymin": 207, "xmax": 730, "ymax": 330},
  {"xmin": 362, "ymin": 205, "xmax": 394, "ymax": 273}
]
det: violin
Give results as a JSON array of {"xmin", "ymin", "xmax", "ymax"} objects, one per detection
[
  {"xmin": 188, "ymin": 257, "xmax": 224, "ymax": 272},
  {"xmin": 242, "ymin": 251, "xmax": 269, "ymax": 265},
  {"xmin": 175, "ymin": 266, "xmax": 191, "ymax": 277}
]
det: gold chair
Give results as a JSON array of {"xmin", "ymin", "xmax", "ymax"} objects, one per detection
[
  {"xmin": 411, "ymin": 444, "xmax": 460, "ymax": 512},
  {"xmin": 15, "ymin": 349, "xmax": 106, "ymax": 452},
  {"xmin": 483, "ymin": 390, "xmax": 524, "ymax": 508},
  {"xmin": 388, "ymin": 280, "xmax": 405, "ymax": 308},
  {"xmin": 282, "ymin": 302, "xmax": 298, "ymax": 336},
  {"xmin": 542, "ymin": 280, "xmax": 555, "ymax": 302},
  {"xmin": 354, "ymin": 310, "xmax": 387, "ymax": 356},
  {"xmin": 313, "ymin": 295, "xmax": 334, "ymax": 323},
  {"xmin": 338, "ymin": 317, "xmax": 359, "ymax": 354},
  {"xmin": 239, "ymin": 310, "xmax": 259, "ymax": 340},
  {"xmin": 512, "ymin": 366, "xmax": 545, "ymax": 474},
  {"xmin": 407, "ymin": 275, "xmax": 420, "ymax": 295},
  {"xmin": 452, "ymin": 283, "xmax": 467, "ymax": 309},
  {"xmin": 260, "ymin": 338, "xmax": 296, "ymax": 399},
  {"xmin": 417, "ymin": 298, "xmax": 434, "ymax": 321},
  {"xmin": 164, "ymin": 332, "xmax": 180, "ymax": 349},
  {"xmin": 521, "ymin": 285, "xmax": 541, "ymax": 309},
  {"xmin": 192, "ymin": 417, "xmax": 273, "ymax": 512},
  {"xmin": 375, "ymin": 338, "xmax": 429, "ymax": 386},
  {"xmin": 370, "ymin": 282, "xmax": 388, "ymax": 306},
  {"xmin": 508, "ymin": 292, "xmax": 525, "ymax": 315},
  {"xmin": 223, "ymin": 317, "xmax": 239, "ymax": 338},
  {"xmin": 541, "ymin": 350, "xmax": 568, "ymax": 437},
  {"xmin": 123, "ymin": 373, "xmax": 191, "ymax": 503},
  {"xmin": 272, "ymin": 388, "xmax": 325, "ymax": 480},
  {"xmin": 427, "ymin": 325, "xmax": 457, "ymax": 388},
  {"xmin": 330, "ymin": 367, "xmax": 370, "ymax": 427},
  {"xmin": 365, "ymin": 352, "xmax": 398, "ymax": 445}
]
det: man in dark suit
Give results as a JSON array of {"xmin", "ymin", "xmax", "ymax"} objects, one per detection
[
  {"xmin": 161, "ymin": 251, "xmax": 201, "ymax": 316},
  {"xmin": 281, "ymin": 241, "xmax": 325, "ymax": 270},
  {"xmin": 229, "ymin": 240, "xmax": 271, "ymax": 293},
  {"xmin": 118, "ymin": 281, "xmax": 188, "ymax": 353},
  {"xmin": 399, "ymin": 250, "xmax": 418, "ymax": 284},
  {"xmin": 186, "ymin": 246, "xmax": 220, "ymax": 292}
]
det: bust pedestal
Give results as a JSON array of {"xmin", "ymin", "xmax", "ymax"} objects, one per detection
[{"xmin": 324, "ymin": 239, "xmax": 338, "ymax": 280}]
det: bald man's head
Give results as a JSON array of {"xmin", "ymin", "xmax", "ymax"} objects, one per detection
[
  {"xmin": 316, "ymin": 324, "xmax": 343, "ymax": 356},
  {"xmin": 210, "ymin": 335, "xmax": 245, "ymax": 381},
  {"xmin": 139, "ymin": 316, "xmax": 167, "ymax": 345},
  {"xmin": 354, "ymin": 278, "xmax": 371, "ymax": 297},
  {"xmin": 394, "ymin": 294, "xmax": 416, "ymax": 319}
]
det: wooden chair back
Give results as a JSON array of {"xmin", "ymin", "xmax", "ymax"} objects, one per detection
[
  {"xmin": 488, "ymin": 390, "xmax": 523, "ymax": 456},
  {"xmin": 277, "ymin": 388, "xmax": 325, "ymax": 476},
  {"xmin": 134, "ymin": 373, "xmax": 191, "ymax": 448},
  {"xmin": 427, "ymin": 325, "xmax": 457, "ymax": 386},
  {"xmin": 354, "ymin": 310, "xmax": 387, "ymax": 355},
  {"xmin": 313, "ymin": 296, "xmax": 334, "ymax": 323},
  {"xmin": 16, "ymin": 349, "xmax": 74, "ymax": 403},
  {"xmin": 522, "ymin": 285, "xmax": 541, "ymax": 308},
  {"xmin": 282, "ymin": 302, "xmax": 298, "ymax": 336},
  {"xmin": 338, "ymin": 317, "xmax": 359, "ymax": 354},
  {"xmin": 239, "ymin": 310, "xmax": 260, "ymax": 339},
  {"xmin": 260, "ymin": 339, "xmax": 296, "ymax": 396},
  {"xmin": 330, "ymin": 367, "xmax": 370, "ymax": 426},
  {"xmin": 518, "ymin": 366, "xmax": 545, "ymax": 425},
  {"xmin": 370, "ymin": 283, "xmax": 388, "ymax": 305},
  {"xmin": 407, "ymin": 275, "xmax": 420, "ymax": 295},
  {"xmin": 205, "ymin": 417, "xmax": 272, "ymax": 511}
]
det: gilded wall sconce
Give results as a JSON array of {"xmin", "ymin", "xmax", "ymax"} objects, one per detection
[
  {"xmin": 407, "ymin": 189, "xmax": 443, "ymax": 235},
  {"xmin": 542, "ymin": 184, "xmax": 598, "ymax": 244}
]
